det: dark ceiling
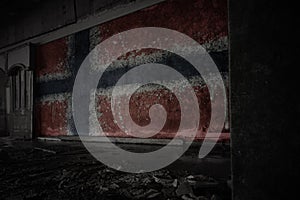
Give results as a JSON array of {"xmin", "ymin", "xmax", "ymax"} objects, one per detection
[{"xmin": 0, "ymin": 0, "xmax": 42, "ymax": 26}]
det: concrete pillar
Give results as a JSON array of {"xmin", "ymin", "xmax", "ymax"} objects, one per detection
[{"xmin": 230, "ymin": 0, "xmax": 299, "ymax": 199}]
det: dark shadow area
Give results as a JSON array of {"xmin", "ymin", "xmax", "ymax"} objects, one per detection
[{"xmin": 230, "ymin": 0, "xmax": 299, "ymax": 199}]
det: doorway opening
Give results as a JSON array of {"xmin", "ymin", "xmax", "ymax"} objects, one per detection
[
  {"xmin": 0, "ymin": 68, "xmax": 8, "ymax": 137},
  {"xmin": 7, "ymin": 64, "xmax": 33, "ymax": 138}
]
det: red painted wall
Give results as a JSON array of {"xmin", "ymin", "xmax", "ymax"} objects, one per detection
[
  {"xmin": 35, "ymin": 37, "xmax": 71, "ymax": 136},
  {"xmin": 35, "ymin": 0, "xmax": 229, "ymax": 140},
  {"xmin": 99, "ymin": 0, "xmax": 227, "ymax": 43}
]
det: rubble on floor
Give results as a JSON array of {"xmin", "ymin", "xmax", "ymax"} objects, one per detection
[{"xmin": 0, "ymin": 138, "xmax": 231, "ymax": 200}]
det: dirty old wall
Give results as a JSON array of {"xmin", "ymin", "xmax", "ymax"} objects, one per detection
[{"xmin": 35, "ymin": 0, "xmax": 229, "ymax": 139}]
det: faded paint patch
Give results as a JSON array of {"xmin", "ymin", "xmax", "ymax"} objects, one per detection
[
  {"xmin": 36, "ymin": 36, "xmax": 72, "ymax": 82},
  {"xmin": 202, "ymin": 36, "xmax": 228, "ymax": 52},
  {"xmin": 36, "ymin": 92, "xmax": 73, "ymax": 136},
  {"xmin": 94, "ymin": 85, "xmax": 227, "ymax": 140},
  {"xmin": 88, "ymin": 40, "xmax": 228, "ymax": 74},
  {"xmin": 35, "ymin": 100, "xmax": 68, "ymax": 136},
  {"xmin": 89, "ymin": 26, "xmax": 102, "ymax": 51},
  {"xmin": 89, "ymin": 74, "xmax": 229, "ymax": 139}
]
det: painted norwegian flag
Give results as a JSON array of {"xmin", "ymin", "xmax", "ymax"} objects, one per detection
[{"xmin": 35, "ymin": 0, "xmax": 229, "ymax": 141}]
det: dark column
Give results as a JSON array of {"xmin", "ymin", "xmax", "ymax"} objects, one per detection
[{"xmin": 230, "ymin": 1, "xmax": 299, "ymax": 199}]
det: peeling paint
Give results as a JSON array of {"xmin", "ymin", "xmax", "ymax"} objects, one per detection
[
  {"xmin": 89, "ymin": 26, "xmax": 102, "ymax": 51},
  {"xmin": 36, "ymin": 36, "xmax": 73, "ymax": 83},
  {"xmin": 202, "ymin": 36, "xmax": 228, "ymax": 52}
]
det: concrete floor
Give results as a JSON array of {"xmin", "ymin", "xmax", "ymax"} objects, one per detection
[{"xmin": 0, "ymin": 137, "xmax": 231, "ymax": 200}]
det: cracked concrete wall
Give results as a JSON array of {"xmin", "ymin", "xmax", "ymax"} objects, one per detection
[{"xmin": 35, "ymin": 0, "xmax": 229, "ymax": 139}]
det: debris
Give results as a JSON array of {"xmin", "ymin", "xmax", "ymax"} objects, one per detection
[
  {"xmin": 99, "ymin": 186, "xmax": 109, "ymax": 192},
  {"xmin": 182, "ymin": 194, "xmax": 195, "ymax": 200},
  {"xmin": 186, "ymin": 174, "xmax": 219, "ymax": 189},
  {"xmin": 109, "ymin": 183, "xmax": 119, "ymax": 189},
  {"xmin": 37, "ymin": 137, "xmax": 62, "ymax": 142},
  {"xmin": 147, "ymin": 192, "xmax": 160, "ymax": 199},
  {"xmin": 198, "ymin": 196, "xmax": 210, "ymax": 200},
  {"xmin": 135, "ymin": 189, "xmax": 159, "ymax": 199},
  {"xmin": 0, "ymin": 139, "xmax": 231, "ymax": 200},
  {"xmin": 161, "ymin": 187, "xmax": 176, "ymax": 198},
  {"xmin": 176, "ymin": 181, "xmax": 193, "ymax": 196},
  {"xmin": 211, "ymin": 194, "xmax": 221, "ymax": 200},
  {"xmin": 172, "ymin": 179, "xmax": 178, "ymax": 188},
  {"xmin": 187, "ymin": 175, "xmax": 194, "ymax": 179},
  {"xmin": 34, "ymin": 147, "xmax": 56, "ymax": 154},
  {"xmin": 153, "ymin": 175, "xmax": 174, "ymax": 186},
  {"xmin": 131, "ymin": 188, "xmax": 145, "ymax": 196}
]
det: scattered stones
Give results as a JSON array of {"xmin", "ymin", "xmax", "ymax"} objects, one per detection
[{"xmin": 0, "ymin": 140, "xmax": 231, "ymax": 200}]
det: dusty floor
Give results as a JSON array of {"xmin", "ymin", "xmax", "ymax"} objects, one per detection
[{"xmin": 0, "ymin": 137, "xmax": 231, "ymax": 200}]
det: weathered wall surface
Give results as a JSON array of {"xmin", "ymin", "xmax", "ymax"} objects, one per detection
[{"xmin": 35, "ymin": 0, "xmax": 229, "ymax": 140}]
